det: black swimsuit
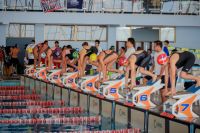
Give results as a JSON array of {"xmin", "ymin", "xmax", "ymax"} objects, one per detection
[
  {"xmin": 66, "ymin": 49, "xmax": 76, "ymax": 60},
  {"xmin": 132, "ymin": 51, "xmax": 150, "ymax": 68},
  {"xmin": 85, "ymin": 46, "xmax": 98, "ymax": 57},
  {"xmin": 170, "ymin": 51, "xmax": 195, "ymax": 73},
  {"xmin": 104, "ymin": 51, "xmax": 117, "ymax": 59}
]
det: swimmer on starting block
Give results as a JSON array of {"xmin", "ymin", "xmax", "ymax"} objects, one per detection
[
  {"xmin": 125, "ymin": 50, "xmax": 157, "ymax": 91},
  {"xmin": 61, "ymin": 45, "xmax": 78, "ymax": 73},
  {"xmin": 157, "ymin": 50, "xmax": 200, "ymax": 97},
  {"xmin": 91, "ymin": 46, "xmax": 124, "ymax": 83},
  {"xmin": 77, "ymin": 42, "xmax": 98, "ymax": 77},
  {"xmin": 33, "ymin": 41, "xmax": 49, "ymax": 69},
  {"xmin": 46, "ymin": 47, "xmax": 62, "ymax": 70}
]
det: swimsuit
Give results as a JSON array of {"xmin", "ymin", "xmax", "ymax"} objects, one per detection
[{"xmin": 132, "ymin": 51, "xmax": 151, "ymax": 68}]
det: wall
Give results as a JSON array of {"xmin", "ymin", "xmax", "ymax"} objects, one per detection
[
  {"xmin": 170, "ymin": 27, "xmax": 200, "ymax": 64},
  {"xmin": 132, "ymin": 29, "xmax": 159, "ymax": 42},
  {"xmin": 0, "ymin": 25, "xmax": 6, "ymax": 46}
]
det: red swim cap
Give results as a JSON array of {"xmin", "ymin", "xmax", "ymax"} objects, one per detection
[{"xmin": 157, "ymin": 54, "xmax": 167, "ymax": 65}]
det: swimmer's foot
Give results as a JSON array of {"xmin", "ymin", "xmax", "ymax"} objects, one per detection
[
  {"xmin": 118, "ymin": 71, "xmax": 124, "ymax": 78},
  {"xmin": 101, "ymin": 78, "xmax": 109, "ymax": 83},
  {"xmin": 171, "ymin": 90, "xmax": 177, "ymax": 97},
  {"xmin": 152, "ymin": 75, "xmax": 157, "ymax": 83},
  {"xmin": 195, "ymin": 77, "xmax": 200, "ymax": 88},
  {"xmin": 129, "ymin": 85, "xmax": 136, "ymax": 92},
  {"xmin": 165, "ymin": 91, "xmax": 171, "ymax": 96}
]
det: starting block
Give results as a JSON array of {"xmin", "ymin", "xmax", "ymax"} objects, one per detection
[
  {"xmin": 46, "ymin": 69, "xmax": 62, "ymax": 84},
  {"xmin": 24, "ymin": 65, "xmax": 35, "ymax": 77},
  {"xmin": 35, "ymin": 67, "xmax": 47, "ymax": 80},
  {"xmin": 126, "ymin": 79, "xmax": 164, "ymax": 107},
  {"xmin": 163, "ymin": 85, "xmax": 200, "ymax": 118},
  {"xmin": 77, "ymin": 72, "xmax": 102, "ymax": 92},
  {"xmin": 97, "ymin": 74, "xmax": 128, "ymax": 99},
  {"xmin": 61, "ymin": 71, "xmax": 79, "ymax": 88}
]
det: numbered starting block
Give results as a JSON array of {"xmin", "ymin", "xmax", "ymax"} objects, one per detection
[
  {"xmin": 98, "ymin": 74, "xmax": 128, "ymax": 99},
  {"xmin": 61, "ymin": 71, "xmax": 79, "ymax": 88},
  {"xmin": 163, "ymin": 85, "xmax": 200, "ymax": 118},
  {"xmin": 126, "ymin": 79, "xmax": 164, "ymax": 107},
  {"xmin": 77, "ymin": 72, "xmax": 102, "ymax": 92},
  {"xmin": 24, "ymin": 65, "xmax": 35, "ymax": 77},
  {"xmin": 34, "ymin": 67, "xmax": 47, "ymax": 80},
  {"xmin": 46, "ymin": 69, "xmax": 62, "ymax": 84}
]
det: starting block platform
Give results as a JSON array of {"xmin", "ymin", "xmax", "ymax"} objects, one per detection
[
  {"xmin": 35, "ymin": 67, "xmax": 47, "ymax": 80},
  {"xmin": 97, "ymin": 74, "xmax": 129, "ymax": 99},
  {"xmin": 126, "ymin": 79, "xmax": 164, "ymax": 107},
  {"xmin": 77, "ymin": 72, "xmax": 101, "ymax": 92},
  {"xmin": 46, "ymin": 69, "xmax": 62, "ymax": 84},
  {"xmin": 163, "ymin": 85, "xmax": 200, "ymax": 118},
  {"xmin": 61, "ymin": 71, "xmax": 79, "ymax": 88},
  {"xmin": 24, "ymin": 65, "xmax": 35, "ymax": 77}
]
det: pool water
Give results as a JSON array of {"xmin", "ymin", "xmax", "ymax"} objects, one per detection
[{"xmin": 0, "ymin": 81, "xmax": 137, "ymax": 133}]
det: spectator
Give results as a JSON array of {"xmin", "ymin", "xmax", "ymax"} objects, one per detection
[
  {"xmin": 143, "ymin": 41, "xmax": 166, "ymax": 103},
  {"xmin": 125, "ymin": 38, "xmax": 136, "ymax": 59},
  {"xmin": 55, "ymin": 41, "xmax": 59, "ymax": 48},
  {"xmin": 164, "ymin": 40, "xmax": 169, "ymax": 56},
  {"xmin": 25, "ymin": 40, "xmax": 36, "ymax": 65},
  {"xmin": 147, "ymin": 49, "xmax": 154, "ymax": 64},
  {"xmin": 10, "ymin": 44, "xmax": 20, "ymax": 76},
  {"xmin": 92, "ymin": 40, "xmax": 102, "ymax": 73},
  {"xmin": 118, "ymin": 47, "xmax": 125, "ymax": 59}
]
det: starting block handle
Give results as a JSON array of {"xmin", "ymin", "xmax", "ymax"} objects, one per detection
[{"xmin": 146, "ymin": 79, "xmax": 159, "ymax": 86}]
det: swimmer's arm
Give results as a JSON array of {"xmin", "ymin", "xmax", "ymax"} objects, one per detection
[
  {"xmin": 89, "ymin": 60, "xmax": 98, "ymax": 67},
  {"xmin": 170, "ymin": 62, "xmax": 176, "ymax": 93},
  {"xmin": 98, "ymin": 63, "xmax": 101, "ymax": 80},
  {"xmin": 66, "ymin": 60, "xmax": 78, "ymax": 69},
  {"xmin": 125, "ymin": 65, "xmax": 130, "ymax": 88},
  {"xmin": 79, "ymin": 54, "xmax": 84, "ymax": 76},
  {"xmin": 53, "ymin": 60, "xmax": 62, "ymax": 63},
  {"xmin": 164, "ymin": 66, "xmax": 169, "ymax": 91},
  {"xmin": 61, "ymin": 51, "xmax": 66, "ymax": 72}
]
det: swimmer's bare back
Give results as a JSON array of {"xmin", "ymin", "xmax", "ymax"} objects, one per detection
[{"xmin": 11, "ymin": 48, "xmax": 20, "ymax": 58}]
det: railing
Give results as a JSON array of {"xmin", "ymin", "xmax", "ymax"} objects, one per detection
[{"xmin": 0, "ymin": 0, "xmax": 199, "ymax": 15}]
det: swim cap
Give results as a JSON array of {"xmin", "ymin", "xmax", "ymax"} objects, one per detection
[
  {"xmin": 157, "ymin": 53, "xmax": 167, "ymax": 65},
  {"xmin": 109, "ymin": 46, "xmax": 115, "ymax": 50},
  {"xmin": 27, "ymin": 47, "xmax": 33, "ymax": 54},
  {"xmin": 90, "ymin": 53, "xmax": 97, "ymax": 62},
  {"xmin": 119, "ymin": 56, "xmax": 128, "ymax": 66},
  {"xmin": 72, "ymin": 51, "xmax": 79, "ymax": 59},
  {"xmin": 41, "ymin": 52, "xmax": 46, "ymax": 58}
]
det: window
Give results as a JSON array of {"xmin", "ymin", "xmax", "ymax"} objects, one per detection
[
  {"xmin": 6, "ymin": 24, "xmax": 35, "ymax": 38},
  {"xmin": 77, "ymin": 26, "xmax": 91, "ymax": 41},
  {"xmin": 92, "ymin": 26, "xmax": 107, "ymax": 41},
  {"xmin": 159, "ymin": 27, "xmax": 176, "ymax": 42},
  {"xmin": 44, "ymin": 25, "xmax": 107, "ymax": 41},
  {"xmin": 116, "ymin": 27, "xmax": 131, "ymax": 41}
]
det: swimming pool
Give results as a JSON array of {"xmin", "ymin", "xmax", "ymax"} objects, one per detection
[{"xmin": 0, "ymin": 80, "xmax": 138, "ymax": 133}]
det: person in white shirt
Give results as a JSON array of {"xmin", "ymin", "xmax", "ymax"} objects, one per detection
[
  {"xmin": 124, "ymin": 38, "xmax": 136, "ymax": 59},
  {"xmin": 25, "ymin": 40, "xmax": 36, "ymax": 65},
  {"xmin": 92, "ymin": 40, "xmax": 102, "ymax": 73},
  {"xmin": 143, "ymin": 41, "xmax": 166, "ymax": 103}
]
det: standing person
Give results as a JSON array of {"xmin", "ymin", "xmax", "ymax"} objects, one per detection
[
  {"xmin": 147, "ymin": 49, "xmax": 154, "ymax": 64},
  {"xmin": 164, "ymin": 40, "xmax": 169, "ymax": 56},
  {"xmin": 118, "ymin": 47, "xmax": 125, "ymax": 59},
  {"xmin": 92, "ymin": 40, "xmax": 102, "ymax": 73},
  {"xmin": 143, "ymin": 41, "xmax": 166, "ymax": 102},
  {"xmin": 55, "ymin": 41, "xmax": 59, "ymax": 48},
  {"xmin": 10, "ymin": 44, "xmax": 20, "ymax": 76},
  {"xmin": 25, "ymin": 40, "xmax": 36, "ymax": 65}
]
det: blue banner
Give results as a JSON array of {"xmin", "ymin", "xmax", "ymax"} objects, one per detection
[{"xmin": 67, "ymin": 0, "xmax": 83, "ymax": 9}]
